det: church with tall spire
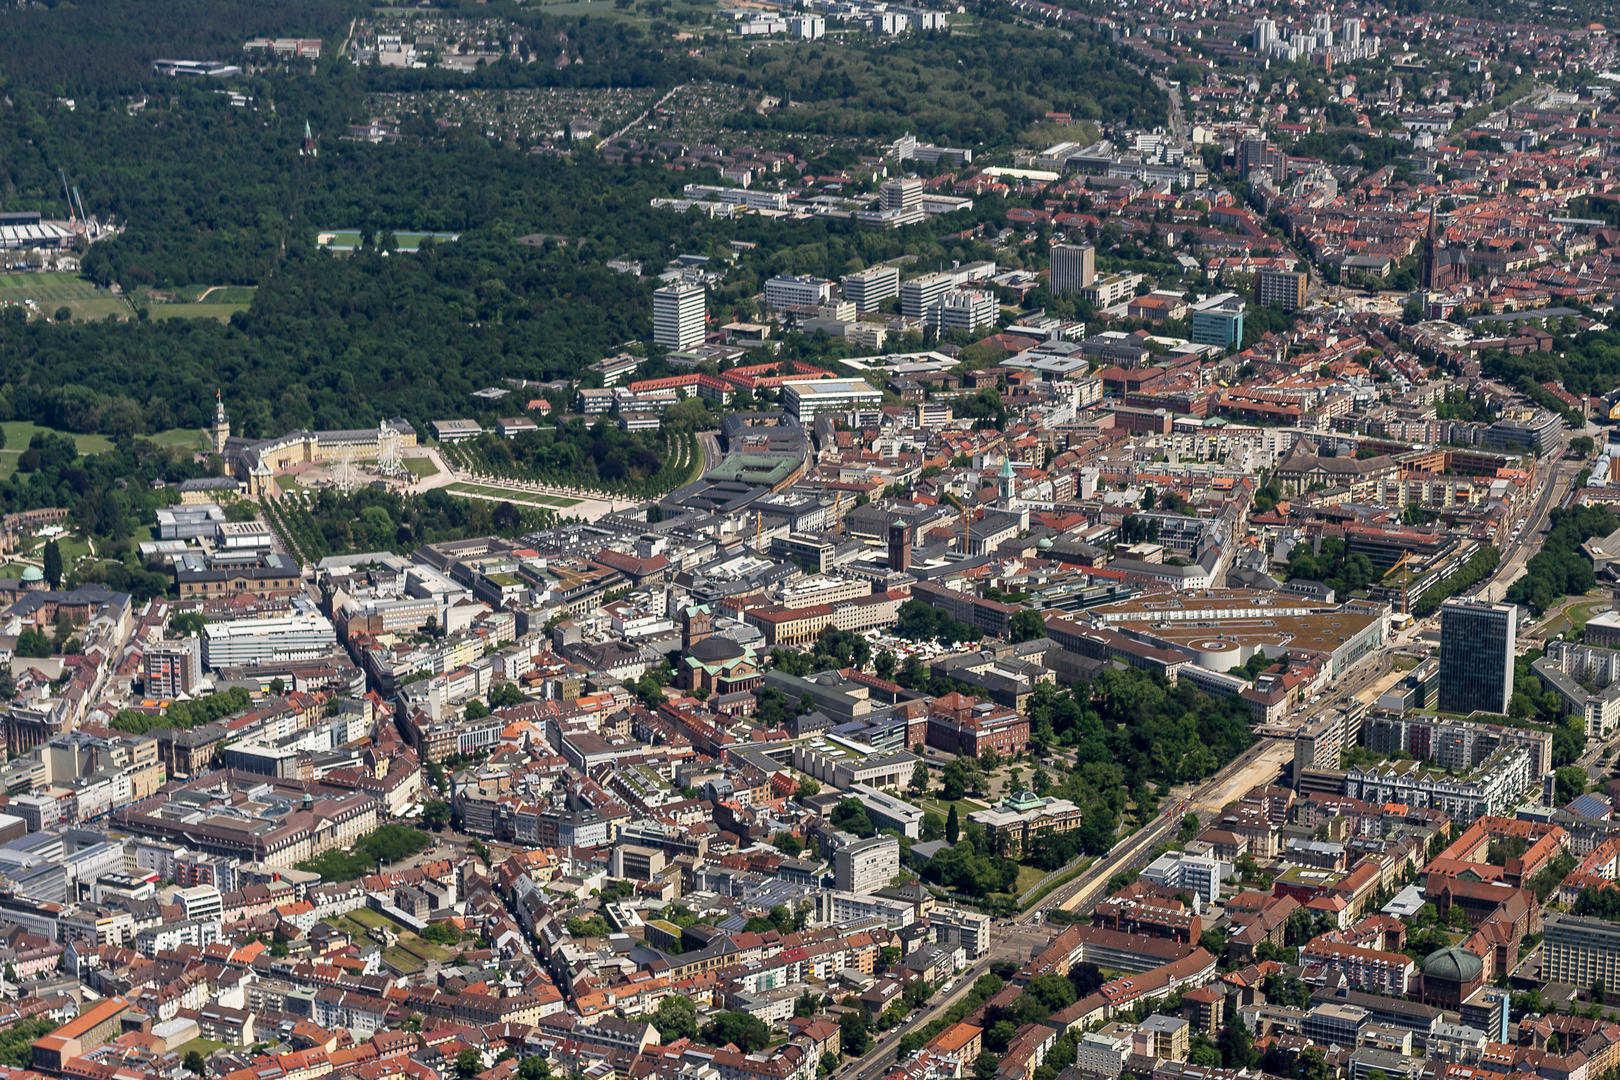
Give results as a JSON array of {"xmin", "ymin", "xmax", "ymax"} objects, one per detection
[
  {"xmin": 1419, "ymin": 201, "xmax": 1462, "ymax": 292},
  {"xmin": 301, "ymin": 120, "xmax": 316, "ymax": 158}
]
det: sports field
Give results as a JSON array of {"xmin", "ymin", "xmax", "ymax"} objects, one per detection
[{"xmin": 0, "ymin": 272, "xmax": 132, "ymax": 322}]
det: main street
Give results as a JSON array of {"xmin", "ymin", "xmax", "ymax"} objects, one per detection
[{"xmin": 1483, "ymin": 454, "xmax": 1580, "ymax": 603}]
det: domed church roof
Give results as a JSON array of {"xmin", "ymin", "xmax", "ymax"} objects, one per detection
[
  {"xmin": 689, "ymin": 635, "xmax": 745, "ymax": 663},
  {"xmin": 1422, "ymin": 945, "xmax": 1483, "ymax": 984}
]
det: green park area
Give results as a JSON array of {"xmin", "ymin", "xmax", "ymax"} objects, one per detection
[
  {"xmin": 402, "ymin": 456, "xmax": 439, "ymax": 479},
  {"xmin": 329, "ymin": 906, "xmax": 475, "ymax": 974},
  {"xmin": 173, "ymin": 1037, "xmax": 227, "ymax": 1059},
  {"xmin": 317, "ymin": 230, "xmax": 461, "ymax": 251},
  {"xmin": 1546, "ymin": 599, "xmax": 1613, "ymax": 641},
  {"xmin": 295, "ymin": 823, "xmax": 433, "ymax": 881},
  {"xmin": 0, "ymin": 422, "xmax": 203, "ymax": 479},
  {"xmin": 447, "ymin": 481, "xmax": 581, "ymax": 508}
]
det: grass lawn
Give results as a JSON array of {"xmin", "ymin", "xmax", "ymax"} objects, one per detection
[
  {"xmin": 276, "ymin": 474, "xmax": 303, "ymax": 491},
  {"xmin": 1, "ymin": 421, "xmax": 114, "ymax": 455},
  {"xmin": 402, "ymin": 455, "xmax": 439, "ymax": 479},
  {"xmin": 175, "ymin": 1037, "xmax": 227, "ymax": 1057},
  {"xmin": 172, "ymin": 285, "xmax": 258, "ymax": 304},
  {"xmin": 397, "ymin": 936, "xmax": 454, "ymax": 963},
  {"xmin": 381, "ymin": 945, "xmax": 425, "ymax": 973},
  {"xmin": 1571, "ymin": 601, "xmax": 1612, "ymax": 637},
  {"xmin": 1392, "ymin": 655, "xmax": 1422, "ymax": 672},
  {"xmin": 344, "ymin": 908, "xmax": 405, "ymax": 932},
  {"xmin": 1011, "ymin": 864, "xmax": 1047, "ymax": 896},
  {"xmin": 446, "ymin": 482, "xmax": 580, "ymax": 509},
  {"xmin": 145, "ymin": 427, "xmax": 208, "ymax": 450},
  {"xmin": 916, "ymin": 796, "xmax": 988, "ymax": 821},
  {"xmin": 317, "ymin": 230, "xmax": 460, "ymax": 251},
  {"xmin": 55, "ymin": 535, "xmax": 92, "ymax": 565}
]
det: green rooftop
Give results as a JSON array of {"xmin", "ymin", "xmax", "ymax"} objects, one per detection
[{"xmin": 703, "ymin": 454, "xmax": 800, "ymax": 487}]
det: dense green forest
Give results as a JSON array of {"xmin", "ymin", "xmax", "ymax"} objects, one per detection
[
  {"xmin": 708, "ymin": 27, "xmax": 1164, "ymax": 143},
  {"xmin": 0, "ymin": 95, "xmax": 1007, "ymax": 437},
  {"xmin": 0, "ymin": 0, "xmax": 356, "ymax": 93},
  {"xmin": 0, "ymin": 0, "xmax": 1166, "ymax": 439}
]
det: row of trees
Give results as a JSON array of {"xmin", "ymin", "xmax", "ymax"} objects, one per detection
[
  {"xmin": 442, "ymin": 424, "xmax": 702, "ymax": 498},
  {"xmin": 294, "ymin": 823, "xmax": 433, "ymax": 882},
  {"xmin": 1409, "ymin": 545, "xmax": 1501, "ymax": 618},
  {"xmin": 112, "ymin": 687, "xmax": 252, "ymax": 734},
  {"xmin": 1507, "ymin": 504, "xmax": 1615, "ymax": 614}
]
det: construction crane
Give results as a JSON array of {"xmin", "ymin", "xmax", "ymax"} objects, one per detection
[
  {"xmin": 831, "ymin": 491, "xmax": 843, "ymax": 539},
  {"xmin": 58, "ymin": 170, "xmax": 75, "ymax": 224},
  {"xmin": 71, "ymin": 188, "xmax": 86, "ymax": 225},
  {"xmin": 1382, "ymin": 549, "xmax": 1415, "ymax": 615},
  {"xmin": 941, "ymin": 491, "xmax": 971, "ymax": 554}
]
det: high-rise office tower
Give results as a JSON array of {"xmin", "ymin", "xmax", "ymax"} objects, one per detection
[
  {"xmin": 652, "ymin": 282, "xmax": 706, "ymax": 351},
  {"xmin": 1050, "ymin": 242, "xmax": 1096, "ymax": 294},
  {"xmin": 1439, "ymin": 598, "xmax": 1517, "ymax": 715},
  {"xmin": 842, "ymin": 266, "xmax": 901, "ymax": 313}
]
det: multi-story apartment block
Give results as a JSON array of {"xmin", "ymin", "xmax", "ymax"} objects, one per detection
[
  {"xmin": 931, "ymin": 907, "xmax": 992, "ymax": 959},
  {"xmin": 900, "ymin": 272, "xmax": 957, "ymax": 318},
  {"xmin": 1344, "ymin": 747, "xmax": 1532, "ymax": 823},
  {"xmin": 1081, "ymin": 272, "xmax": 1143, "ymax": 308},
  {"xmin": 879, "ymin": 177, "xmax": 923, "ymax": 212},
  {"xmin": 834, "ymin": 835, "xmax": 899, "ymax": 894},
  {"xmin": 763, "ymin": 275, "xmax": 832, "ymax": 309},
  {"xmin": 929, "ymin": 290, "xmax": 998, "ymax": 332},
  {"xmin": 841, "ymin": 265, "xmax": 901, "ymax": 313},
  {"xmin": 1545, "ymin": 913, "xmax": 1620, "ymax": 987},
  {"xmin": 1363, "ymin": 714, "xmax": 1553, "ymax": 778},
  {"xmin": 143, "ymin": 640, "xmax": 201, "ymax": 699},
  {"xmin": 1533, "ymin": 641, "xmax": 1620, "ymax": 740},
  {"xmin": 1298, "ymin": 939, "xmax": 1415, "ymax": 996},
  {"xmin": 1257, "ymin": 269, "xmax": 1308, "ymax": 311}
]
